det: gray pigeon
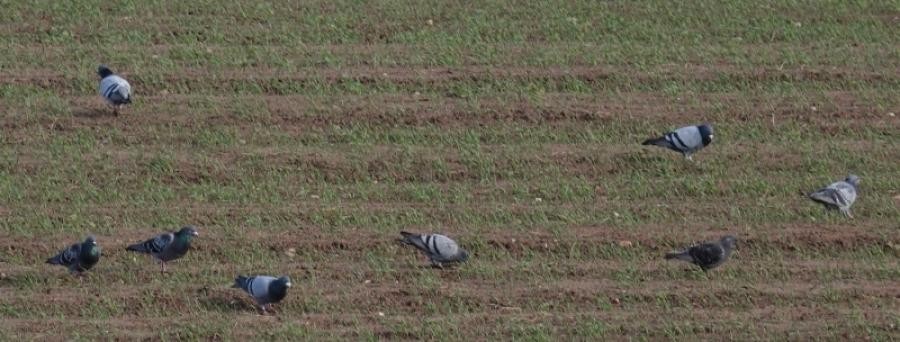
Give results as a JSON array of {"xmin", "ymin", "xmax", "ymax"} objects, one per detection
[
  {"xmin": 642, "ymin": 123, "xmax": 714, "ymax": 161},
  {"xmin": 808, "ymin": 174, "xmax": 860, "ymax": 218},
  {"xmin": 97, "ymin": 65, "xmax": 132, "ymax": 115},
  {"xmin": 46, "ymin": 236, "xmax": 101, "ymax": 277},
  {"xmin": 665, "ymin": 235, "xmax": 737, "ymax": 271},
  {"xmin": 126, "ymin": 226, "xmax": 199, "ymax": 273},
  {"xmin": 233, "ymin": 275, "xmax": 292, "ymax": 314},
  {"xmin": 399, "ymin": 231, "xmax": 469, "ymax": 268}
]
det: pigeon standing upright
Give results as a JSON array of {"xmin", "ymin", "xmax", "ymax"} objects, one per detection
[
  {"xmin": 808, "ymin": 174, "xmax": 860, "ymax": 218},
  {"xmin": 97, "ymin": 64, "xmax": 132, "ymax": 115},
  {"xmin": 46, "ymin": 236, "xmax": 101, "ymax": 277},
  {"xmin": 232, "ymin": 275, "xmax": 292, "ymax": 314},
  {"xmin": 665, "ymin": 235, "xmax": 737, "ymax": 271},
  {"xmin": 126, "ymin": 226, "xmax": 199, "ymax": 273},
  {"xmin": 399, "ymin": 231, "xmax": 469, "ymax": 268},
  {"xmin": 642, "ymin": 123, "xmax": 714, "ymax": 161}
]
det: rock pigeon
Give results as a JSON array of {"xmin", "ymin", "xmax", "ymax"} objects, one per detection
[
  {"xmin": 97, "ymin": 64, "xmax": 132, "ymax": 115},
  {"xmin": 233, "ymin": 275, "xmax": 292, "ymax": 314},
  {"xmin": 808, "ymin": 174, "xmax": 860, "ymax": 218},
  {"xmin": 399, "ymin": 231, "xmax": 469, "ymax": 268},
  {"xmin": 642, "ymin": 123, "xmax": 714, "ymax": 161},
  {"xmin": 665, "ymin": 235, "xmax": 737, "ymax": 271},
  {"xmin": 46, "ymin": 236, "xmax": 101, "ymax": 277},
  {"xmin": 126, "ymin": 226, "xmax": 199, "ymax": 273}
]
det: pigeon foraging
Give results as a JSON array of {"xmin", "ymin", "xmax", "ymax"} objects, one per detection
[
  {"xmin": 665, "ymin": 235, "xmax": 736, "ymax": 271},
  {"xmin": 47, "ymin": 236, "xmax": 101, "ymax": 277},
  {"xmin": 233, "ymin": 275, "xmax": 292, "ymax": 314},
  {"xmin": 126, "ymin": 226, "xmax": 199, "ymax": 273},
  {"xmin": 642, "ymin": 123, "xmax": 714, "ymax": 161},
  {"xmin": 97, "ymin": 64, "xmax": 132, "ymax": 115},
  {"xmin": 808, "ymin": 174, "xmax": 860, "ymax": 218},
  {"xmin": 399, "ymin": 231, "xmax": 469, "ymax": 268}
]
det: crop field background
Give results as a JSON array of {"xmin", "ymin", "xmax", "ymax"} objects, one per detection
[{"xmin": 1, "ymin": 0, "xmax": 898, "ymax": 340}]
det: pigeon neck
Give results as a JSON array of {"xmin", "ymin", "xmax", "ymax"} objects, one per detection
[
  {"xmin": 81, "ymin": 244, "xmax": 100, "ymax": 261},
  {"xmin": 270, "ymin": 282, "xmax": 289, "ymax": 301},
  {"xmin": 174, "ymin": 233, "xmax": 193, "ymax": 245}
]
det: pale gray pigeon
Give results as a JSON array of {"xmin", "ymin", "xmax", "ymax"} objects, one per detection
[
  {"xmin": 47, "ymin": 236, "xmax": 101, "ymax": 277},
  {"xmin": 233, "ymin": 275, "xmax": 292, "ymax": 314},
  {"xmin": 642, "ymin": 123, "xmax": 714, "ymax": 161},
  {"xmin": 97, "ymin": 65, "xmax": 132, "ymax": 115},
  {"xmin": 399, "ymin": 231, "xmax": 469, "ymax": 268},
  {"xmin": 126, "ymin": 226, "xmax": 199, "ymax": 273},
  {"xmin": 808, "ymin": 174, "xmax": 860, "ymax": 218},
  {"xmin": 665, "ymin": 235, "xmax": 737, "ymax": 271}
]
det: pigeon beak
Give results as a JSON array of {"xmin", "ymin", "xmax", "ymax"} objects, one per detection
[
  {"xmin": 285, "ymin": 282, "xmax": 292, "ymax": 287},
  {"xmin": 709, "ymin": 134, "xmax": 714, "ymax": 140},
  {"xmin": 192, "ymin": 231, "xmax": 200, "ymax": 237}
]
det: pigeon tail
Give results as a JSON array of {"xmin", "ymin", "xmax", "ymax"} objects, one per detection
[
  {"xmin": 642, "ymin": 136, "xmax": 667, "ymax": 146},
  {"xmin": 233, "ymin": 275, "xmax": 251, "ymax": 290},
  {"xmin": 399, "ymin": 231, "xmax": 430, "ymax": 253},
  {"xmin": 665, "ymin": 251, "xmax": 692, "ymax": 262},
  {"xmin": 46, "ymin": 255, "xmax": 62, "ymax": 265},
  {"xmin": 399, "ymin": 231, "xmax": 419, "ymax": 244},
  {"xmin": 126, "ymin": 242, "xmax": 148, "ymax": 253}
]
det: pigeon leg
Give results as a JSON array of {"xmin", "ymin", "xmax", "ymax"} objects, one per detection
[
  {"xmin": 685, "ymin": 154, "xmax": 694, "ymax": 162},
  {"xmin": 160, "ymin": 261, "xmax": 167, "ymax": 274},
  {"xmin": 259, "ymin": 305, "xmax": 268, "ymax": 315}
]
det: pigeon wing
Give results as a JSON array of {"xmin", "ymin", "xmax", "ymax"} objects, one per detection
[
  {"xmin": 400, "ymin": 231, "xmax": 431, "ymax": 254},
  {"xmin": 809, "ymin": 187, "xmax": 843, "ymax": 207},
  {"xmin": 688, "ymin": 243, "xmax": 724, "ymax": 269},
  {"xmin": 47, "ymin": 243, "xmax": 79, "ymax": 266},
  {"xmin": 430, "ymin": 235, "xmax": 460, "ymax": 261},
  {"xmin": 128, "ymin": 232, "xmax": 173, "ymax": 254},
  {"xmin": 249, "ymin": 276, "xmax": 276, "ymax": 303},
  {"xmin": 666, "ymin": 125, "xmax": 702, "ymax": 152},
  {"xmin": 831, "ymin": 182, "xmax": 857, "ymax": 207},
  {"xmin": 99, "ymin": 75, "xmax": 131, "ymax": 105}
]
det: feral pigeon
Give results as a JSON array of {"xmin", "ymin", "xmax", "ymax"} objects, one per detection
[
  {"xmin": 46, "ymin": 236, "xmax": 101, "ymax": 277},
  {"xmin": 808, "ymin": 174, "xmax": 860, "ymax": 218},
  {"xmin": 233, "ymin": 275, "xmax": 292, "ymax": 314},
  {"xmin": 126, "ymin": 226, "xmax": 199, "ymax": 273},
  {"xmin": 642, "ymin": 123, "xmax": 714, "ymax": 161},
  {"xmin": 97, "ymin": 64, "xmax": 132, "ymax": 115},
  {"xmin": 665, "ymin": 235, "xmax": 736, "ymax": 271},
  {"xmin": 399, "ymin": 231, "xmax": 469, "ymax": 268}
]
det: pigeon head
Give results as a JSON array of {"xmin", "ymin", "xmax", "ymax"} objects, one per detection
[
  {"xmin": 176, "ymin": 226, "xmax": 200, "ymax": 238},
  {"xmin": 276, "ymin": 276, "xmax": 292, "ymax": 288},
  {"xmin": 845, "ymin": 174, "xmax": 860, "ymax": 187},
  {"xmin": 97, "ymin": 65, "xmax": 114, "ymax": 78},
  {"xmin": 720, "ymin": 235, "xmax": 737, "ymax": 251},
  {"xmin": 698, "ymin": 124, "xmax": 714, "ymax": 146},
  {"xmin": 81, "ymin": 235, "xmax": 101, "ymax": 257},
  {"xmin": 270, "ymin": 276, "xmax": 292, "ymax": 301},
  {"xmin": 457, "ymin": 249, "xmax": 470, "ymax": 262}
]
